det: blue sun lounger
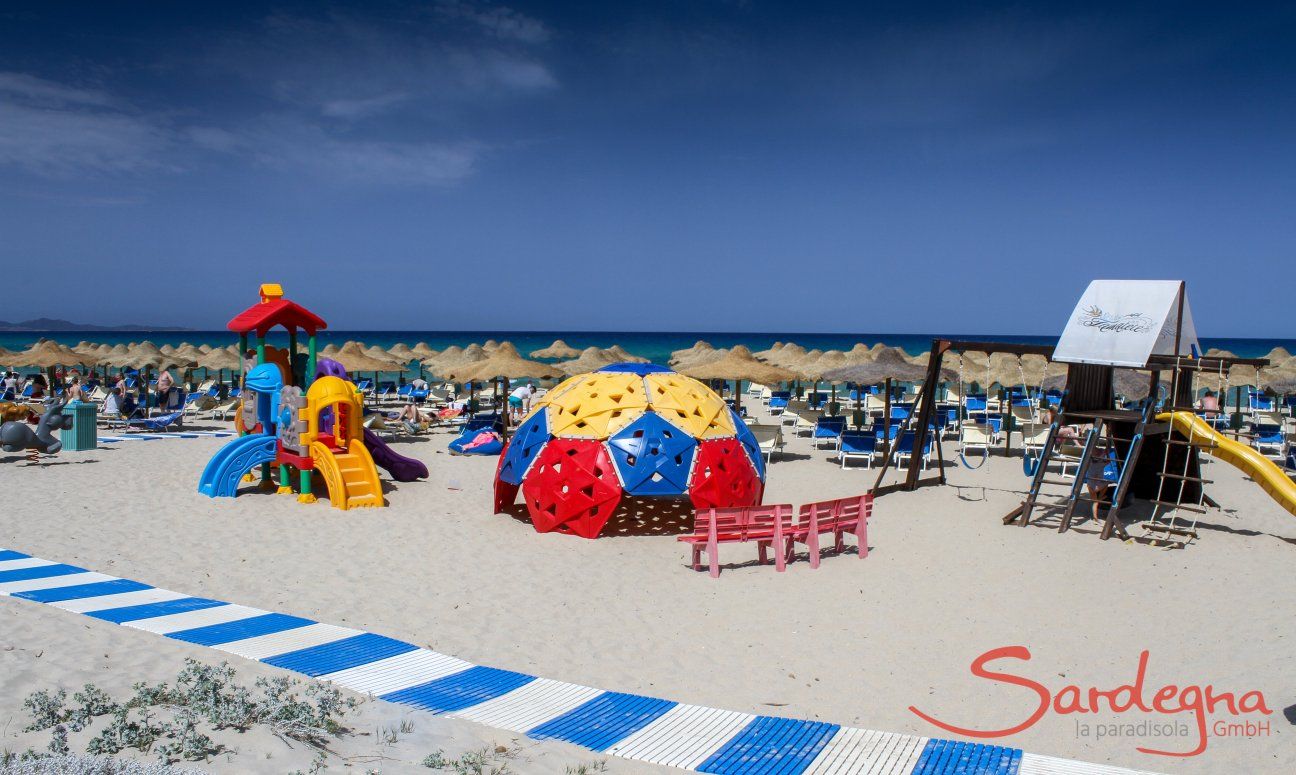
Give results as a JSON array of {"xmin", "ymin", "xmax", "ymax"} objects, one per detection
[{"xmin": 838, "ymin": 431, "xmax": 878, "ymax": 469}]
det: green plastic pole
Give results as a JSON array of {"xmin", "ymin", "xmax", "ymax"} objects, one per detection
[{"xmin": 306, "ymin": 333, "xmax": 317, "ymax": 388}]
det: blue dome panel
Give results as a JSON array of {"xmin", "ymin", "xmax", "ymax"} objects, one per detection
[
  {"xmin": 606, "ymin": 411, "xmax": 697, "ymax": 496},
  {"xmin": 497, "ymin": 408, "xmax": 551, "ymax": 485},
  {"xmin": 596, "ymin": 362, "xmax": 672, "ymax": 375},
  {"xmin": 730, "ymin": 408, "xmax": 766, "ymax": 481}
]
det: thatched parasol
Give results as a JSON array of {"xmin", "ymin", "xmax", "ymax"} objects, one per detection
[
  {"xmin": 387, "ymin": 343, "xmax": 415, "ymax": 361},
  {"xmin": 604, "ymin": 345, "xmax": 648, "ymax": 363},
  {"xmin": 16, "ymin": 339, "xmax": 97, "ymax": 369},
  {"xmin": 531, "ymin": 339, "xmax": 582, "ymax": 360},
  {"xmin": 423, "ymin": 344, "xmax": 487, "ymax": 378},
  {"xmin": 445, "ymin": 343, "xmax": 562, "ymax": 383},
  {"xmin": 678, "ymin": 345, "xmax": 797, "ymax": 411},
  {"xmin": 196, "ymin": 346, "xmax": 242, "ymax": 375},
  {"xmin": 409, "ymin": 342, "xmax": 438, "ymax": 360},
  {"xmin": 669, "ymin": 340, "xmax": 722, "ymax": 368},
  {"xmin": 556, "ymin": 347, "xmax": 646, "ymax": 376},
  {"xmin": 330, "ymin": 341, "xmax": 404, "ymax": 374}
]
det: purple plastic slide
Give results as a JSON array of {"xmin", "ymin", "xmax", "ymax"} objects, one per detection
[{"xmin": 363, "ymin": 428, "xmax": 428, "ymax": 482}]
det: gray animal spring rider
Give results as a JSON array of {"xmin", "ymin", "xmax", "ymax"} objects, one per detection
[{"xmin": 1, "ymin": 395, "xmax": 74, "ymax": 461}]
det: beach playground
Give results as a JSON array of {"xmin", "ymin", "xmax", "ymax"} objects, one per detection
[{"xmin": 1, "ymin": 282, "xmax": 1294, "ymax": 774}]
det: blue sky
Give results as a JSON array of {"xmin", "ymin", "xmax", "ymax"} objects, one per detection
[{"xmin": 1, "ymin": 1, "xmax": 1293, "ymax": 336}]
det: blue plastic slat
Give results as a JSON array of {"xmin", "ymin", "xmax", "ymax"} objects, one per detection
[
  {"xmin": 86, "ymin": 597, "xmax": 227, "ymax": 624},
  {"xmin": 0, "ymin": 564, "xmax": 86, "ymax": 584},
  {"xmin": 380, "ymin": 666, "xmax": 535, "ymax": 714},
  {"xmin": 263, "ymin": 633, "xmax": 418, "ymax": 677},
  {"xmin": 0, "ymin": 550, "xmax": 30, "ymax": 562},
  {"xmin": 167, "ymin": 613, "xmax": 315, "ymax": 647},
  {"xmin": 699, "ymin": 716, "xmax": 839, "ymax": 775},
  {"xmin": 910, "ymin": 738, "xmax": 1022, "ymax": 774},
  {"xmin": 528, "ymin": 691, "xmax": 677, "ymax": 752},
  {"xmin": 16, "ymin": 579, "xmax": 152, "ymax": 603}
]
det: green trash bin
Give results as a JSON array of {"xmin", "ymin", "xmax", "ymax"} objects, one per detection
[{"xmin": 60, "ymin": 399, "xmax": 97, "ymax": 451}]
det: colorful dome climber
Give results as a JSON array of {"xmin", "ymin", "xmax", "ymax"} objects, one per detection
[{"xmin": 493, "ymin": 363, "xmax": 766, "ymax": 538}]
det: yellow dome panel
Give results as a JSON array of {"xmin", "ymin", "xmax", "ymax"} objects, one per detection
[
  {"xmin": 644, "ymin": 373, "xmax": 734, "ymax": 438},
  {"xmin": 545, "ymin": 372, "xmax": 651, "ymax": 439}
]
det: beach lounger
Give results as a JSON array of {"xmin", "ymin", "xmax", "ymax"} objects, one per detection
[
  {"xmin": 748, "ymin": 424, "xmax": 784, "ymax": 463},
  {"xmin": 838, "ymin": 431, "xmax": 878, "ymax": 469},
  {"xmin": 891, "ymin": 430, "xmax": 933, "ymax": 470},
  {"xmin": 813, "ymin": 416, "xmax": 846, "ymax": 449},
  {"xmin": 789, "ymin": 412, "xmax": 816, "ymax": 436},
  {"xmin": 125, "ymin": 411, "xmax": 184, "ymax": 433},
  {"xmin": 959, "ymin": 422, "xmax": 995, "ymax": 462},
  {"xmin": 678, "ymin": 504, "xmax": 795, "ymax": 577},
  {"xmin": 767, "ymin": 391, "xmax": 790, "ymax": 415},
  {"xmin": 209, "ymin": 396, "xmax": 241, "ymax": 421},
  {"xmin": 1252, "ymin": 423, "xmax": 1285, "ymax": 457},
  {"xmin": 1020, "ymin": 422, "xmax": 1050, "ymax": 456}
]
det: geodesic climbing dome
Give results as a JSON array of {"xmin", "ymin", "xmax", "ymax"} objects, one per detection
[{"xmin": 493, "ymin": 363, "xmax": 765, "ymax": 538}]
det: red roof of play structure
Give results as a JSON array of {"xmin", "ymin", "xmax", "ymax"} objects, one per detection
[{"xmin": 227, "ymin": 295, "xmax": 327, "ymax": 336}]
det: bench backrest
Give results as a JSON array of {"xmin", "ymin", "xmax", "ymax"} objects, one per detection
[
  {"xmin": 797, "ymin": 493, "xmax": 873, "ymax": 533},
  {"xmin": 690, "ymin": 504, "xmax": 794, "ymax": 542}
]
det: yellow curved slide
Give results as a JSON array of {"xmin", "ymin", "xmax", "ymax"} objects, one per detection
[
  {"xmin": 1157, "ymin": 412, "xmax": 1296, "ymax": 517},
  {"xmin": 309, "ymin": 441, "xmax": 384, "ymax": 510}
]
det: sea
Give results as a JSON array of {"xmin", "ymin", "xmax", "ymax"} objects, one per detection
[{"xmin": 3, "ymin": 330, "xmax": 1293, "ymax": 366}]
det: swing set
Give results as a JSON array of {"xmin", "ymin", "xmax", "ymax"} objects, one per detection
[{"xmin": 882, "ymin": 281, "xmax": 1283, "ymax": 545}]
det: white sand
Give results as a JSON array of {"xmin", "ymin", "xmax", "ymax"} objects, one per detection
[{"xmin": 1, "ymin": 406, "xmax": 1293, "ymax": 774}]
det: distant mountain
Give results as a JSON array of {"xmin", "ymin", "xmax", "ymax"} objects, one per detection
[{"xmin": 0, "ymin": 318, "xmax": 193, "ymax": 332}]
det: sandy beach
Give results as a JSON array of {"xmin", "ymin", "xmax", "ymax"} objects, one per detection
[{"xmin": 2, "ymin": 400, "xmax": 1291, "ymax": 773}]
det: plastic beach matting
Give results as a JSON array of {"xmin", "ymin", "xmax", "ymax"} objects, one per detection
[{"xmin": 0, "ymin": 549, "xmax": 1159, "ymax": 775}]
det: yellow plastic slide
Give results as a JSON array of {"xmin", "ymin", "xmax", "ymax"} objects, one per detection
[{"xmin": 1157, "ymin": 412, "xmax": 1296, "ymax": 517}]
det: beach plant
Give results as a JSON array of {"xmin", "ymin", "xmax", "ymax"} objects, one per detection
[
  {"xmin": 420, "ymin": 746, "xmax": 516, "ymax": 775},
  {"xmin": 19, "ymin": 659, "xmax": 359, "ymax": 766}
]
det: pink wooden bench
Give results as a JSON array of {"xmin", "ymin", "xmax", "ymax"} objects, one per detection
[
  {"xmin": 678, "ymin": 504, "xmax": 795, "ymax": 577},
  {"xmin": 791, "ymin": 494, "xmax": 872, "ymax": 568}
]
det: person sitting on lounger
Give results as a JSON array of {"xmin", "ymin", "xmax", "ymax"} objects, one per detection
[
  {"xmin": 393, "ymin": 403, "xmax": 430, "ymax": 433},
  {"xmin": 1042, "ymin": 406, "xmax": 1080, "ymax": 443},
  {"xmin": 1196, "ymin": 390, "xmax": 1220, "ymax": 418}
]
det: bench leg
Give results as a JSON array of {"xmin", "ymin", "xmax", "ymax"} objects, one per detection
[
  {"xmin": 808, "ymin": 530, "xmax": 820, "ymax": 569},
  {"xmin": 857, "ymin": 520, "xmax": 868, "ymax": 559}
]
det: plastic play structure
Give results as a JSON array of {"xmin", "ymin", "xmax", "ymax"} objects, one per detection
[
  {"xmin": 198, "ymin": 284, "xmax": 426, "ymax": 509},
  {"xmin": 1, "ymin": 396, "xmax": 72, "ymax": 460},
  {"xmin": 493, "ymin": 362, "xmax": 765, "ymax": 539},
  {"xmin": 895, "ymin": 280, "xmax": 1294, "ymax": 543}
]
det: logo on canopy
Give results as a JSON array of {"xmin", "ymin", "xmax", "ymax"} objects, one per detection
[{"xmin": 1078, "ymin": 306, "xmax": 1154, "ymax": 334}]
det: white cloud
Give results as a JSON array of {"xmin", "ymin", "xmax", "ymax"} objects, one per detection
[
  {"xmin": 436, "ymin": 0, "xmax": 552, "ymax": 44},
  {"xmin": 0, "ymin": 72, "xmax": 174, "ymax": 176}
]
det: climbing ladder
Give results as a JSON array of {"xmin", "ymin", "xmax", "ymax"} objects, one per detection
[
  {"xmin": 1008, "ymin": 405, "xmax": 1153, "ymax": 540},
  {"xmin": 1143, "ymin": 410, "xmax": 1217, "ymax": 544}
]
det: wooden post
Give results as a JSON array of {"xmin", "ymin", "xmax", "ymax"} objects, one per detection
[{"xmin": 905, "ymin": 339, "xmax": 949, "ymax": 489}]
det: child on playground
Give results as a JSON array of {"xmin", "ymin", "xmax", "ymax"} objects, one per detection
[{"xmin": 1196, "ymin": 389, "xmax": 1220, "ymax": 418}]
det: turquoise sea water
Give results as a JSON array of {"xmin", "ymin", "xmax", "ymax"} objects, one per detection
[{"xmin": 2, "ymin": 330, "xmax": 1292, "ymax": 364}]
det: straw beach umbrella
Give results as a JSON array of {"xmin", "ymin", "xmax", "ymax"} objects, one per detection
[
  {"xmin": 556, "ymin": 347, "xmax": 647, "ymax": 376},
  {"xmin": 669, "ymin": 341, "xmax": 724, "ymax": 369},
  {"xmin": 824, "ymin": 350, "xmax": 954, "ymax": 437},
  {"xmin": 446, "ymin": 343, "xmax": 564, "ymax": 428},
  {"xmin": 531, "ymin": 339, "xmax": 581, "ymax": 360},
  {"xmin": 678, "ymin": 345, "xmax": 797, "ymax": 412},
  {"xmin": 331, "ymin": 341, "xmax": 403, "ymax": 375},
  {"xmin": 409, "ymin": 342, "xmax": 438, "ymax": 360}
]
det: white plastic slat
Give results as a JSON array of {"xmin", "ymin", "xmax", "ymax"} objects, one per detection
[
  {"xmin": 606, "ymin": 703, "xmax": 755, "ymax": 770},
  {"xmin": 124, "ymin": 604, "xmax": 266, "ymax": 634},
  {"xmin": 0, "ymin": 557, "xmax": 54, "ymax": 572},
  {"xmin": 53, "ymin": 588, "xmax": 187, "ymax": 614},
  {"xmin": 1019, "ymin": 753, "xmax": 1160, "ymax": 775},
  {"xmin": 450, "ymin": 678, "xmax": 602, "ymax": 732},
  {"xmin": 215, "ymin": 623, "xmax": 362, "ymax": 661},
  {"xmin": 318, "ymin": 649, "xmax": 472, "ymax": 697},
  {"xmin": 0, "ymin": 572, "xmax": 116, "ymax": 595},
  {"xmin": 803, "ymin": 727, "xmax": 926, "ymax": 775}
]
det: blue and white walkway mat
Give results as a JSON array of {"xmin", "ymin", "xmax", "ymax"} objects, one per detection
[
  {"xmin": 98, "ymin": 430, "xmax": 234, "ymax": 443},
  {"xmin": 0, "ymin": 549, "xmax": 1157, "ymax": 775}
]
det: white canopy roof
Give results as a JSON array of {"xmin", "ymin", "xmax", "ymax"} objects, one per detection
[{"xmin": 1052, "ymin": 280, "xmax": 1200, "ymax": 368}]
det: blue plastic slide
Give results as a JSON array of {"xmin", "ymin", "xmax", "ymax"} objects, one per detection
[{"xmin": 197, "ymin": 434, "xmax": 278, "ymax": 497}]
